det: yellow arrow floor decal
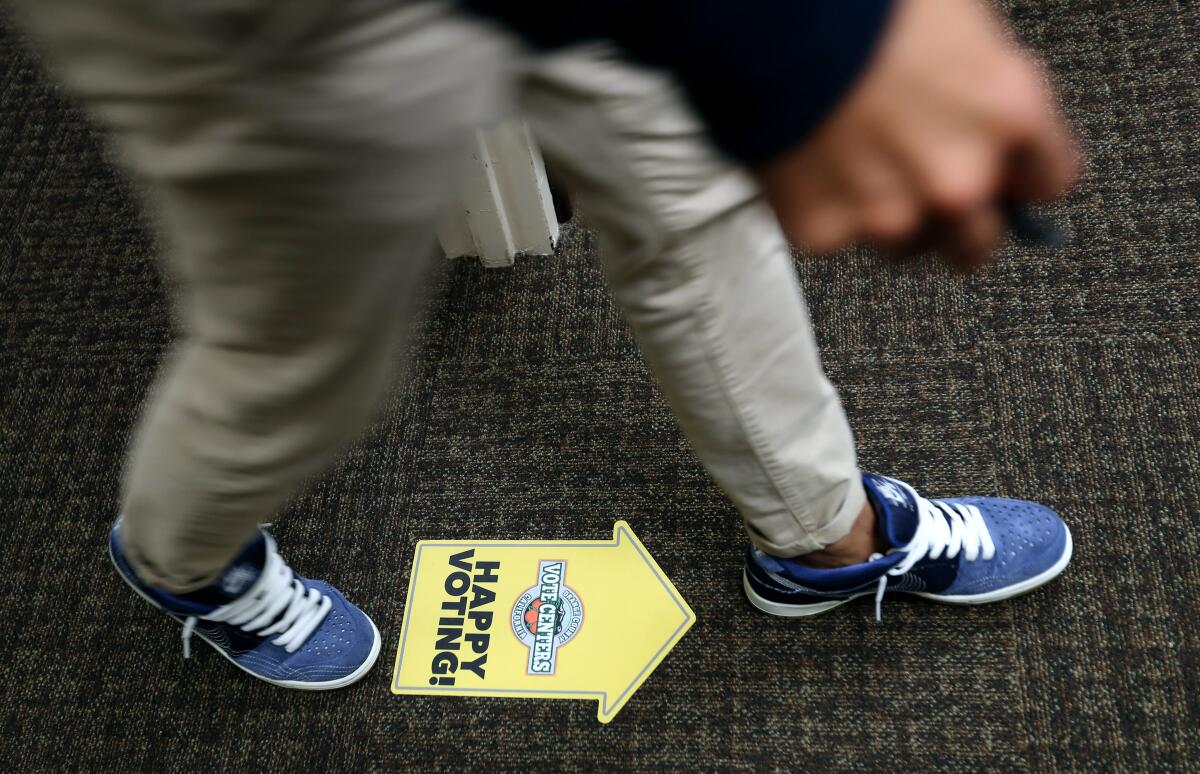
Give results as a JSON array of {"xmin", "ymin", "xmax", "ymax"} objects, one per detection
[{"xmin": 391, "ymin": 521, "xmax": 695, "ymax": 723}]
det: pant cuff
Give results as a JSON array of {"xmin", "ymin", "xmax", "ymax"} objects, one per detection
[{"xmin": 745, "ymin": 473, "xmax": 868, "ymax": 558}]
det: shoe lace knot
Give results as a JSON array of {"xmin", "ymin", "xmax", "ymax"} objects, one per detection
[
  {"xmin": 870, "ymin": 480, "xmax": 996, "ymax": 622},
  {"xmin": 181, "ymin": 534, "xmax": 331, "ymax": 659}
]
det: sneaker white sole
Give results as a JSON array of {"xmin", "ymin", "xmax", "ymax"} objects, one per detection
[
  {"xmin": 110, "ymin": 542, "xmax": 383, "ymax": 690},
  {"xmin": 743, "ymin": 526, "xmax": 1073, "ymax": 617}
]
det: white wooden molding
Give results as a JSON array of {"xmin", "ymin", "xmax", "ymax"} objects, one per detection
[{"xmin": 437, "ymin": 119, "xmax": 560, "ymax": 268}]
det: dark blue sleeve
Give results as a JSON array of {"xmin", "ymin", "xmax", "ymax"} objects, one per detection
[{"xmin": 459, "ymin": 1, "xmax": 895, "ymax": 166}]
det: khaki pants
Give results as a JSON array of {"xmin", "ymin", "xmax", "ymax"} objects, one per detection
[{"xmin": 19, "ymin": 0, "xmax": 865, "ymax": 591}]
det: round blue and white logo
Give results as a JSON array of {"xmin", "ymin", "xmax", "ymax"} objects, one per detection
[{"xmin": 510, "ymin": 560, "xmax": 584, "ymax": 675}]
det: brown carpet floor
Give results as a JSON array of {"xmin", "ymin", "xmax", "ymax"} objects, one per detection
[{"xmin": 2, "ymin": 1, "xmax": 1198, "ymax": 770}]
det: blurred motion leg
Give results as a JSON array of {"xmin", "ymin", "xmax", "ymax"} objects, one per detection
[
  {"xmin": 521, "ymin": 47, "xmax": 866, "ymax": 557},
  {"xmin": 18, "ymin": 0, "xmax": 513, "ymax": 590}
]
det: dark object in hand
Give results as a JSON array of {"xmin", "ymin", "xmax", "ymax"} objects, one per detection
[{"xmin": 1003, "ymin": 201, "xmax": 1068, "ymax": 249}]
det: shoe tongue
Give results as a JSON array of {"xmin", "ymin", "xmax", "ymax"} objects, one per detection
[
  {"xmin": 863, "ymin": 474, "xmax": 920, "ymax": 548},
  {"xmin": 177, "ymin": 531, "xmax": 267, "ymax": 608}
]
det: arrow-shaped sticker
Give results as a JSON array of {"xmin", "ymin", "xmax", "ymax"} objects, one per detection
[{"xmin": 391, "ymin": 521, "xmax": 695, "ymax": 723}]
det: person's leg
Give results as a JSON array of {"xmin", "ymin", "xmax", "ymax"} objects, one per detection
[
  {"xmin": 520, "ymin": 46, "xmax": 867, "ymax": 559},
  {"xmin": 17, "ymin": 0, "xmax": 518, "ymax": 685},
  {"xmin": 520, "ymin": 47, "xmax": 1072, "ymax": 620},
  {"xmin": 18, "ymin": 0, "xmax": 513, "ymax": 592}
]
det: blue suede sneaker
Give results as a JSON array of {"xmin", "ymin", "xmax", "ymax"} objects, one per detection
[
  {"xmin": 743, "ymin": 473, "xmax": 1073, "ymax": 619},
  {"xmin": 109, "ymin": 522, "xmax": 381, "ymax": 689}
]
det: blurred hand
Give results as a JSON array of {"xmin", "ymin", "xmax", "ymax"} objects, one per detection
[{"xmin": 758, "ymin": 0, "xmax": 1079, "ymax": 270}]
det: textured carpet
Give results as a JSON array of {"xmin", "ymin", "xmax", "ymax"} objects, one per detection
[{"xmin": 2, "ymin": 1, "xmax": 1198, "ymax": 770}]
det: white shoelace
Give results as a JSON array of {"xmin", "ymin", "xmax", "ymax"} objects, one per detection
[
  {"xmin": 180, "ymin": 534, "xmax": 332, "ymax": 659},
  {"xmin": 869, "ymin": 479, "xmax": 996, "ymax": 622}
]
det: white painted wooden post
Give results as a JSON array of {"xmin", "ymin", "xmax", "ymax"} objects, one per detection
[{"xmin": 437, "ymin": 119, "xmax": 560, "ymax": 268}]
